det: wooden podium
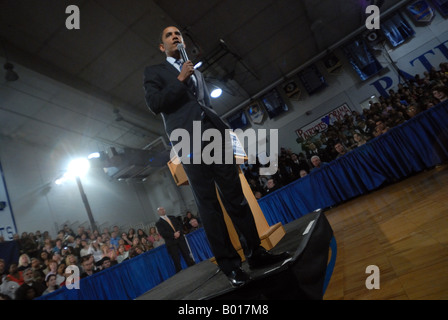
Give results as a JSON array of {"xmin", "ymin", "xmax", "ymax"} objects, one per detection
[{"xmin": 167, "ymin": 154, "xmax": 286, "ymax": 262}]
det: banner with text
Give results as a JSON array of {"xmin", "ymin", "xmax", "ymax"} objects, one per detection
[
  {"xmin": 0, "ymin": 161, "xmax": 17, "ymax": 241},
  {"xmin": 296, "ymin": 103, "xmax": 353, "ymax": 141}
]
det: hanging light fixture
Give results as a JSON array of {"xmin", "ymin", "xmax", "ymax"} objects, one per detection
[{"xmin": 210, "ymin": 86, "xmax": 223, "ymax": 98}]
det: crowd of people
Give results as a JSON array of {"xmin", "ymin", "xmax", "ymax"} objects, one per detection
[
  {"xmin": 0, "ymin": 210, "xmax": 201, "ymax": 300},
  {"xmin": 1, "ymin": 62, "xmax": 447, "ymax": 300},
  {"xmin": 244, "ymin": 62, "xmax": 448, "ymax": 198}
]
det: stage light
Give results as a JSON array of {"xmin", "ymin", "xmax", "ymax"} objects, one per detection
[
  {"xmin": 194, "ymin": 61, "xmax": 203, "ymax": 69},
  {"xmin": 66, "ymin": 158, "xmax": 90, "ymax": 179},
  {"xmin": 211, "ymin": 87, "xmax": 222, "ymax": 98},
  {"xmin": 87, "ymin": 152, "xmax": 101, "ymax": 159},
  {"xmin": 56, "ymin": 157, "xmax": 97, "ymax": 231}
]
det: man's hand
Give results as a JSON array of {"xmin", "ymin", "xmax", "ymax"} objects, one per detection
[
  {"xmin": 174, "ymin": 231, "xmax": 181, "ymax": 239},
  {"xmin": 177, "ymin": 60, "xmax": 195, "ymax": 83}
]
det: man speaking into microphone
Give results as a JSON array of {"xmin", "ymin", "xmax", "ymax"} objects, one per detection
[{"xmin": 143, "ymin": 26, "xmax": 289, "ymax": 288}]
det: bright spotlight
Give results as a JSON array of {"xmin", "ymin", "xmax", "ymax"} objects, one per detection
[
  {"xmin": 67, "ymin": 158, "xmax": 90, "ymax": 178},
  {"xmin": 211, "ymin": 88, "xmax": 222, "ymax": 98},
  {"xmin": 87, "ymin": 152, "xmax": 101, "ymax": 159},
  {"xmin": 194, "ymin": 61, "xmax": 203, "ymax": 69}
]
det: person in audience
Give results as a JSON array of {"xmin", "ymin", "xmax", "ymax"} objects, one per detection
[
  {"xmin": 65, "ymin": 254, "xmax": 79, "ymax": 270},
  {"xmin": 41, "ymin": 238, "xmax": 53, "ymax": 255},
  {"xmin": 52, "ymin": 239, "xmax": 63, "ymax": 255},
  {"xmin": 131, "ymin": 236, "xmax": 142, "ymax": 249},
  {"xmin": 432, "ymin": 85, "xmax": 448, "ymax": 103},
  {"xmin": 352, "ymin": 132, "xmax": 368, "ymax": 148},
  {"xmin": 137, "ymin": 228, "xmax": 149, "ymax": 241},
  {"xmin": 14, "ymin": 267, "xmax": 45, "ymax": 300},
  {"xmin": 0, "ymin": 259, "xmax": 7, "ymax": 285},
  {"xmin": 374, "ymin": 120, "xmax": 389, "ymax": 136},
  {"xmin": 299, "ymin": 169, "xmax": 308, "ymax": 177},
  {"xmin": 0, "ymin": 277, "xmax": 19, "ymax": 300},
  {"xmin": 109, "ymin": 231, "xmax": 120, "ymax": 250},
  {"xmin": 188, "ymin": 218, "xmax": 202, "ymax": 232},
  {"xmin": 121, "ymin": 232, "xmax": 133, "ymax": 249},
  {"xmin": 147, "ymin": 227, "xmax": 162, "ymax": 244},
  {"xmin": 17, "ymin": 253, "xmax": 31, "ymax": 271},
  {"xmin": 310, "ymin": 155, "xmax": 328, "ymax": 172},
  {"xmin": 6, "ymin": 264, "xmax": 24, "ymax": 286},
  {"xmin": 406, "ymin": 105, "xmax": 420, "ymax": 118},
  {"xmin": 129, "ymin": 244, "xmax": 145, "ymax": 258},
  {"xmin": 140, "ymin": 237, "xmax": 153, "ymax": 251},
  {"xmin": 30, "ymin": 258, "xmax": 45, "ymax": 282},
  {"xmin": 45, "ymin": 260, "xmax": 65, "ymax": 287},
  {"xmin": 116, "ymin": 244, "xmax": 130, "ymax": 263},
  {"xmin": 264, "ymin": 178, "xmax": 281, "ymax": 195},
  {"xmin": 289, "ymin": 153, "xmax": 311, "ymax": 179},
  {"xmin": 254, "ymin": 191, "xmax": 263, "ymax": 199},
  {"xmin": 80, "ymin": 255, "xmax": 99, "ymax": 279},
  {"xmin": 41, "ymin": 273, "xmax": 60, "ymax": 296},
  {"xmin": 127, "ymin": 228, "xmax": 137, "ymax": 242},
  {"xmin": 96, "ymin": 256, "xmax": 112, "ymax": 271},
  {"xmin": 334, "ymin": 142, "xmax": 352, "ymax": 159},
  {"xmin": 152, "ymin": 233, "xmax": 166, "ymax": 248},
  {"xmin": 88, "ymin": 240, "xmax": 103, "ymax": 264},
  {"xmin": 182, "ymin": 211, "xmax": 197, "ymax": 233},
  {"xmin": 79, "ymin": 240, "xmax": 90, "ymax": 257},
  {"xmin": 56, "ymin": 263, "xmax": 67, "ymax": 286}
]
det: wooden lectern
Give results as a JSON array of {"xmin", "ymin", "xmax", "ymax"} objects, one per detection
[{"xmin": 167, "ymin": 133, "xmax": 285, "ymax": 261}]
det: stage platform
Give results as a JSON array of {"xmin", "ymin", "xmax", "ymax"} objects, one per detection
[{"xmin": 137, "ymin": 209, "xmax": 335, "ymax": 300}]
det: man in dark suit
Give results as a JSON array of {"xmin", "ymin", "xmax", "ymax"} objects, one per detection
[
  {"xmin": 155, "ymin": 207, "xmax": 195, "ymax": 273},
  {"xmin": 143, "ymin": 26, "xmax": 289, "ymax": 287}
]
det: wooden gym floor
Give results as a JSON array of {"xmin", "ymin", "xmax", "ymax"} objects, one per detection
[{"xmin": 322, "ymin": 164, "xmax": 448, "ymax": 300}]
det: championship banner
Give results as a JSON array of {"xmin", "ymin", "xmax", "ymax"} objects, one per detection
[
  {"xmin": 406, "ymin": 0, "xmax": 436, "ymax": 23},
  {"xmin": 282, "ymin": 79, "xmax": 301, "ymax": 101},
  {"xmin": 0, "ymin": 161, "xmax": 17, "ymax": 241},
  {"xmin": 245, "ymin": 101, "xmax": 265, "ymax": 124},
  {"xmin": 295, "ymin": 103, "xmax": 353, "ymax": 141}
]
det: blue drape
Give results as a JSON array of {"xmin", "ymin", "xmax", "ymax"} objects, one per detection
[
  {"xmin": 382, "ymin": 12, "xmax": 415, "ymax": 47},
  {"xmin": 259, "ymin": 101, "xmax": 448, "ymax": 226},
  {"xmin": 0, "ymin": 241, "xmax": 20, "ymax": 270},
  {"xmin": 186, "ymin": 228, "xmax": 214, "ymax": 262}
]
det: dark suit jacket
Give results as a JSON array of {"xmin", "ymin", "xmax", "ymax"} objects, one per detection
[
  {"xmin": 143, "ymin": 60, "xmax": 228, "ymax": 141},
  {"xmin": 155, "ymin": 215, "xmax": 184, "ymax": 246}
]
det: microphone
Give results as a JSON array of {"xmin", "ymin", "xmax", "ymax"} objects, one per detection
[{"xmin": 177, "ymin": 43, "xmax": 189, "ymax": 62}]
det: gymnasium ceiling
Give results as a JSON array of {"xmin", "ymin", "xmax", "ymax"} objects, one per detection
[{"xmin": 0, "ymin": 0, "xmax": 408, "ymax": 178}]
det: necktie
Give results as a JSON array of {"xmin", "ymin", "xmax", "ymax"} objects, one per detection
[
  {"xmin": 175, "ymin": 59, "xmax": 197, "ymax": 96},
  {"xmin": 164, "ymin": 216, "xmax": 176, "ymax": 231}
]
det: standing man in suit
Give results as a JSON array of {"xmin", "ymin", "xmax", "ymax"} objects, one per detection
[
  {"xmin": 143, "ymin": 26, "xmax": 289, "ymax": 287},
  {"xmin": 155, "ymin": 207, "xmax": 195, "ymax": 273}
]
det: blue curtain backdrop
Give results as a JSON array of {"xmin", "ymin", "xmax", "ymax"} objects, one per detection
[{"xmin": 35, "ymin": 101, "xmax": 448, "ymax": 300}]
